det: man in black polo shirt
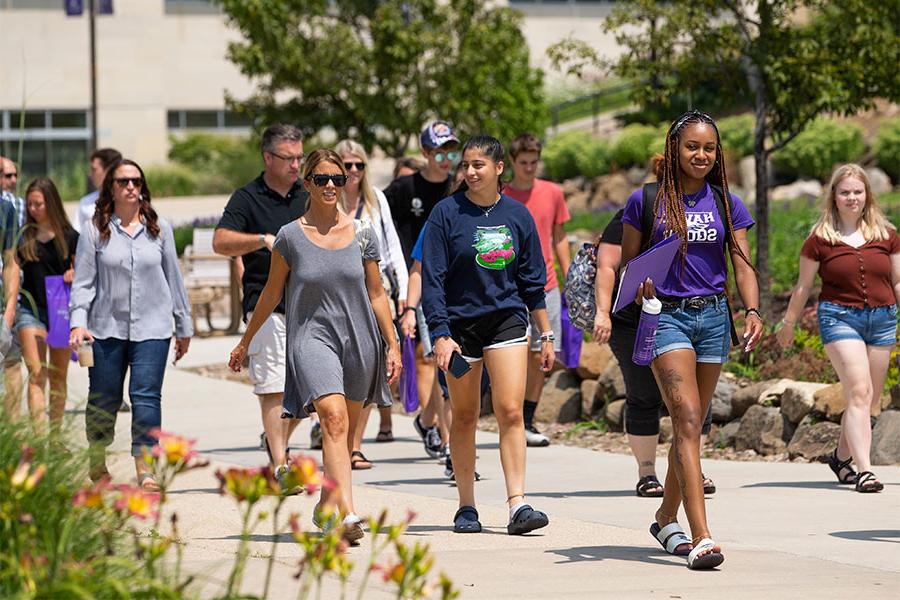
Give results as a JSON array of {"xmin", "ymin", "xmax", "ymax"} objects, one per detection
[{"xmin": 213, "ymin": 123, "xmax": 308, "ymax": 487}]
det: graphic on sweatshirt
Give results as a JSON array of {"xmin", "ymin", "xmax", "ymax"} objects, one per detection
[{"xmin": 473, "ymin": 225, "xmax": 516, "ymax": 270}]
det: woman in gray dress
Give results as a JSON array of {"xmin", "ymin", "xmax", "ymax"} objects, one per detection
[{"xmin": 228, "ymin": 149, "xmax": 401, "ymax": 543}]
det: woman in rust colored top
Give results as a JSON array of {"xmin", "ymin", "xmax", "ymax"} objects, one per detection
[{"xmin": 777, "ymin": 164, "xmax": 900, "ymax": 493}]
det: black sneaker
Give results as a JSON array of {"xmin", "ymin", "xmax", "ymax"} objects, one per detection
[
  {"xmin": 445, "ymin": 455, "xmax": 480, "ymax": 481},
  {"xmin": 424, "ymin": 426, "xmax": 443, "ymax": 458},
  {"xmin": 413, "ymin": 414, "xmax": 428, "ymax": 442},
  {"xmin": 524, "ymin": 425, "xmax": 550, "ymax": 447}
]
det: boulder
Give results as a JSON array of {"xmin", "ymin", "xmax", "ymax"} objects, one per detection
[
  {"xmin": 605, "ymin": 399, "xmax": 626, "ymax": 430},
  {"xmin": 781, "ymin": 382, "xmax": 830, "ymax": 424},
  {"xmin": 576, "ymin": 343, "xmax": 614, "ymax": 380},
  {"xmin": 535, "ymin": 370, "xmax": 582, "ymax": 424},
  {"xmin": 561, "ymin": 177, "xmax": 587, "ymax": 197},
  {"xmin": 813, "ymin": 383, "xmax": 888, "ymax": 422},
  {"xmin": 865, "ymin": 167, "xmax": 893, "ymax": 195},
  {"xmin": 770, "ymin": 179, "xmax": 823, "ymax": 202},
  {"xmin": 715, "ymin": 420, "xmax": 741, "ymax": 448},
  {"xmin": 735, "ymin": 405, "xmax": 793, "ymax": 455},
  {"xmin": 658, "ymin": 416, "xmax": 673, "ymax": 444},
  {"xmin": 565, "ymin": 190, "xmax": 591, "ymax": 213},
  {"xmin": 580, "ymin": 379, "xmax": 601, "ymax": 418},
  {"xmin": 786, "ymin": 415, "xmax": 841, "ymax": 460},
  {"xmin": 596, "ymin": 355, "xmax": 626, "ymax": 403},
  {"xmin": 625, "ymin": 166, "xmax": 647, "ymax": 186},
  {"xmin": 731, "ymin": 380, "xmax": 777, "ymax": 418},
  {"xmin": 758, "ymin": 378, "xmax": 796, "ymax": 407},
  {"xmin": 711, "ymin": 377, "xmax": 736, "ymax": 423},
  {"xmin": 589, "ymin": 172, "xmax": 631, "ymax": 209},
  {"xmin": 871, "ymin": 410, "xmax": 900, "ymax": 465}
]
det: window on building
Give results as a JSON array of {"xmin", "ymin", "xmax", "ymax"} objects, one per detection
[
  {"xmin": 164, "ymin": 0, "xmax": 221, "ymax": 15},
  {"xmin": 167, "ymin": 109, "xmax": 253, "ymax": 132},
  {"xmin": 0, "ymin": 109, "xmax": 90, "ymax": 179}
]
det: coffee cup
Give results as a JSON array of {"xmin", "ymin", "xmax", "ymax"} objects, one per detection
[{"xmin": 77, "ymin": 341, "xmax": 94, "ymax": 367}]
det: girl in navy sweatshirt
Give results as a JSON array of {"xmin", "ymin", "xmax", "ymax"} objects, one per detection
[{"xmin": 422, "ymin": 135, "xmax": 554, "ymax": 535}]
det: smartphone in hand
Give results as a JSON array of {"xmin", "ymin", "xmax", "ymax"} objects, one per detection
[{"xmin": 448, "ymin": 351, "xmax": 471, "ymax": 379}]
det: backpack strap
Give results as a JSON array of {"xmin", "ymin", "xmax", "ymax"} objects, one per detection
[
  {"xmin": 709, "ymin": 183, "xmax": 740, "ymax": 347},
  {"xmin": 640, "ymin": 182, "xmax": 659, "ymax": 250}
]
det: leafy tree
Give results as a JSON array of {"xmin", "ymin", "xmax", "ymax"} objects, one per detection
[
  {"xmin": 216, "ymin": 0, "xmax": 547, "ymax": 156},
  {"xmin": 549, "ymin": 0, "xmax": 900, "ymax": 309}
]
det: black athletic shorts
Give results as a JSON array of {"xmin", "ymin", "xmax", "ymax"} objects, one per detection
[{"xmin": 448, "ymin": 309, "xmax": 528, "ymax": 361}]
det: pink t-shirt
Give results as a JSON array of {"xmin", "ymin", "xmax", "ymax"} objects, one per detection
[{"xmin": 503, "ymin": 179, "xmax": 570, "ymax": 290}]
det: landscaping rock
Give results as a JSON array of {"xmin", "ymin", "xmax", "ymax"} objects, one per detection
[
  {"xmin": 865, "ymin": 167, "xmax": 892, "ymax": 196},
  {"xmin": 770, "ymin": 179, "xmax": 822, "ymax": 202},
  {"xmin": 758, "ymin": 378, "xmax": 795, "ymax": 407},
  {"xmin": 871, "ymin": 410, "xmax": 900, "ymax": 465},
  {"xmin": 787, "ymin": 415, "xmax": 841, "ymax": 460},
  {"xmin": 731, "ymin": 380, "xmax": 777, "ymax": 418},
  {"xmin": 561, "ymin": 177, "xmax": 587, "ymax": 196},
  {"xmin": 715, "ymin": 420, "xmax": 741, "ymax": 448},
  {"xmin": 596, "ymin": 355, "xmax": 626, "ymax": 403},
  {"xmin": 580, "ymin": 379, "xmax": 601, "ymax": 418},
  {"xmin": 605, "ymin": 399, "xmax": 625, "ymax": 430},
  {"xmin": 576, "ymin": 343, "xmax": 613, "ymax": 380},
  {"xmin": 566, "ymin": 190, "xmax": 591, "ymax": 213},
  {"xmin": 813, "ymin": 383, "xmax": 888, "ymax": 421},
  {"xmin": 535, "ymin": 370, "xmax": 582, "ymax": 424},
  {"xmin": 735, "ymin": 405, "xmax": 792, "ymax": 455},
  {"xmin": 590, "ymin": 172, "xmax": 631, "ymax": 208},
  {"xmin": 781, "ymin": 382, "xmax": 830, "ymax": 424},
  {"xmin": 625, "ymin": 166, "xmax": 647, "ymax": 186},
  {"xmin": 659, "ymin": 416, "xmax": 673, "ymax": 443},
  {"xmin": 711, "ymin": 377, "xmax": 736, "ymax": 423}
]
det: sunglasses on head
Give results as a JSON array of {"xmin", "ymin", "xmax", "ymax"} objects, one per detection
[
  {"xmin": 433, "ymin": 151, "xmax": 459, "ymax": 163},
  {"xmin": 113, "ymin": 177, "xmax": 143, "ymax": 188},
  {"xmin": 307, "ymin": 173, "xmax": 348, "ymax": 187},
  {"xmin": 343, "ymin": 161, "xmax": 365, "ymax": 171}
]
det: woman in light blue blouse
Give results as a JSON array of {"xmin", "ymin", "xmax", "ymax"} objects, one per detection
[{"xmin": 69, "ymin": 159, "xmax": 193, "ymax": 491}]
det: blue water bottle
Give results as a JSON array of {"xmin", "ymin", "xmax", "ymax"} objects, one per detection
[{"xmin": 632, "ymin": 297, "xmax": 662, "ymax": 366}]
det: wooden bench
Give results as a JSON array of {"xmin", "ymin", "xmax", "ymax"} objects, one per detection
[{"xmin": 182, "ymin": 229, "xmax": 241, "ymax": 335}]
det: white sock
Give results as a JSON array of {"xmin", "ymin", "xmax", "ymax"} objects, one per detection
[
  {"xmin": 509, "ymin": 501, "xmax": 527, "ymax": 521},
  {"xmin": 343, "ymin": 513, "xmax": 361, "ymax": 527}
]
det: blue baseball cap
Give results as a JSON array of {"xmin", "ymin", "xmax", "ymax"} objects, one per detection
[{"xmin": 420, "ymin": 120, "xmax": 459, "ymax": 149}]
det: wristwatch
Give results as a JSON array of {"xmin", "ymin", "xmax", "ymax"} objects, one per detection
[{"xmin": 259, "ymin": 233, "xmax": 267, "ymax": 247}]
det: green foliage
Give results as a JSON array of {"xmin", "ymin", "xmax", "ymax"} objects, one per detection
[
  {"xmin": 217, "ymin": 0, "xmax": 547, "ymax": 155},
  {"xmin": 575, "ymin": 139, "xmax": 611, "ymax": 179},
  {"xmin": 564, "ymin": 210, "xmax": 615, "ymax": 235},
  {"xmin": 609, "ymin": 123, "xmax": 660, "ymax": 168},
  {"xmin": 873, "ymin": 116, "xmax": 900, "ymax": 181},
  {"xmin": 542, "ymin": 131, "xmax": 609, "ymax": 181},
  {"xmin": 168, "ymin": 133, "xmax": 260, "ymax": 190},
  {"xmin": 565, "ymin": 418, "xmax": 608, "ymax": 437},
  {"xmin": 718, "ymin": 114, "xmax": 755, "ymax": 158},
  {"xmin": 144, "ymin": 164, "xmax": 201, "ymax": 198},
  {"xmin": 773, "ymin": 119, "xmax": 866, "ymax": 180}
]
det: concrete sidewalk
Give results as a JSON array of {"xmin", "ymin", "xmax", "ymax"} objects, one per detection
[{"xmin": 61, "ymin": 335, "xmax": 900, "ymax": 599}]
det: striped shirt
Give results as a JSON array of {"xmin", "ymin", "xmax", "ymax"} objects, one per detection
[{"xmin": 69, "ymin": 215, "xmax": 193, "ymax": 341}]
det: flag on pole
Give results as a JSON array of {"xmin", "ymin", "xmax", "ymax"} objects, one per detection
[
  {"xmin": 65, "ymin": 0, "xmax": 83, "ymax": 16},
  {"xmin": 98, "ymin": 0, "xmax": 113, "ymax": 15}
]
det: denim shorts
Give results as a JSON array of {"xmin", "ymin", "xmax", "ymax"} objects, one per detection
[
  {"xmin": 817, "ymin": 301, "xmax": 897, "ymax": 346},
  {"xmin": 654, "ymin": 297, "xmax": 731, "ymax": 364},
  {"xmin": 14, "ymin": 302, "xmax": 48, "ymax": 333}
]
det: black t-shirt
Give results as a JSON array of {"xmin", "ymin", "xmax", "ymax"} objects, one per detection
[
  {"xmin": 383, "ymin": 171, "xmax": 451, "ymax": 266},
  {"xmin": 17, "ymin": 227, "xmax": 79, "ymax": 314},
  {"xmin": 216, "ymin": 173, "xmax": 308, "ymax": 318},
  {"xmin": 600, "ymin": 210, "xmax": 640, "ymax": 327}
]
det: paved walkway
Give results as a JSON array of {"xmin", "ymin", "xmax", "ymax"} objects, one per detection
[{"xmin": 56, "ymin": 335, "xmax": 900, "ymax": 599}]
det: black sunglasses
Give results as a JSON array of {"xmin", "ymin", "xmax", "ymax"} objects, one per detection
[
  {"xmin": 343, "ymin": 161, "xmax": 365, "ymax": 171},
  {"xmin": 307, "ymin": 174, "xmax": 348, "ymax": 187},
  {"xmin": 113, "ymin": 177, "xmax": 143, "ymax": 188}
]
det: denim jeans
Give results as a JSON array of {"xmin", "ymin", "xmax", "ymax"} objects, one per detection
[{"xmin": 85, "ymin": 337, "xmax": 171, "ymax": 457}]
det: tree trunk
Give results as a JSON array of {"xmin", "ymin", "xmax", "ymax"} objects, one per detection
[{"xmin": 744, "ymin": 59, "xmax": 771, "ymax": 314}]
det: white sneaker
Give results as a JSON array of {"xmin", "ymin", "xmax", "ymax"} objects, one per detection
[{"xmin": 525, "ymin": 425, "xmax": 550, "ymax": 447}]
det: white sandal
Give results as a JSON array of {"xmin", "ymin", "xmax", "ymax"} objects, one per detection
[
  {"xmin": 650, "ymin": 522, "xmax": 692, "ymax": 556},
  {"xmin": 687, "ymin": 538, "xmax": 724, "ymax": 570}
]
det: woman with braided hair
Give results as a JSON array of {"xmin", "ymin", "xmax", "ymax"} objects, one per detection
[{"xmin": 620, "ymin": 110, "xmax": 763, "ymax": 569}]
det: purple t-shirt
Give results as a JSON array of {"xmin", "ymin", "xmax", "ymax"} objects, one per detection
[{"xmin": 621, "ymin": 183, "xmax": 754, "ymax": 297}]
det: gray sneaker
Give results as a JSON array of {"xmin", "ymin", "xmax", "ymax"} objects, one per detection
[
  {"xmin": 525, "ymin": 425, "xmax": 550, "ymax": 447},
  {"xmin": 424, "ymin": 426, "xmax": 443, "ymax": 458},
  {"xmin": 275, "ymin": 464, "xmax": 301, "ymax": 496}
]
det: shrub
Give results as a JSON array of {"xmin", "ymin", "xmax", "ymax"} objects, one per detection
[
  {"xmin": 873, "ymin": 116, "xmax": 900, "ymax": 181},
  {"xmin": 542, "ymin": 131, "xmax": 605, "ymax": 181},
  {"xmin": 610, "ymin": 124, "xmax": 659, "ymax": 169},
  {"xmin": 144, "ymin": 163, "xmax": 201, "ymax": 197},
  {"xmin": 717, "ymin": 114, "xmax": 755, "ymax": 158},
  {"xmin": 773, "ymin": 119, "xmax": 865, "ymax": 180},
  {"xmin": 168, "ymin": 132, "xmax": 260, "ymax": 191}
]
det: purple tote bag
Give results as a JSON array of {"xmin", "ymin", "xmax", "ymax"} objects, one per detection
[
  {"xmin": 44, "ymin": 275, "xmax": 71, "ymax": 349},
  {"xmin": 558, "ymin": 294, "xmax": 583, "ymax": 369},
  {"xmin": 399, "ymin": 335, "xmax": 419, "ymax": 413}
]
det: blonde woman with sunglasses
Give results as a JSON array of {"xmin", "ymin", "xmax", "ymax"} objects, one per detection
[{"xmin": 229, "ymin": 149, "xmax": 401, "ymax": 544}]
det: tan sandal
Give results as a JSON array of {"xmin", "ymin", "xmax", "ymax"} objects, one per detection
[{"xmin": 138, "ymin": 472, "xmax": 161, "ymax": 492}]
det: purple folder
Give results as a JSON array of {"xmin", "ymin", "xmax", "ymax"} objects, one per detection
[{"xmin": 612, "ymin": 234, "xmax": 679, "ymax": 313}]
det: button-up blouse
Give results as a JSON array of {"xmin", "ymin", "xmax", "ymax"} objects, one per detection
[{"xmin": 69, "ymin": 215, "xmax": 193, "ymax": 340}]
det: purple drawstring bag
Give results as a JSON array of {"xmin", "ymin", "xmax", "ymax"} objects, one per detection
[
  {"xmin": 399, "ymin": 335, "xmax": 419, "ymax": 413},
  {"xmin": 44, "ymin": 275, "xmax": 71, "ymax": 350},
  {"xmin": 558, "ymin": 294, "xmax": 583, "ymax": 369}
]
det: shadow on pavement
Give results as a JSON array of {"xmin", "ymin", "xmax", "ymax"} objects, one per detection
[
  {"xmin": 364, "ymin": 477, "xmax": 454, "ymax": 487},
  {"xmin": 528, "ymin": 489, "xmax": 635, "ymax": 498},
  {"xmin": 206, "ymin": 533, "xmax": 303, "ymax": 543},
  {"xmin": 548, "ymin": 545, "xmax": 686, "ymax": 568},
  {"xmin": 829, "ymin": 529, "xmax": 900, "ymax": 544},
  {"xmin": 740, "ymin": 481, "xmax": 844, "ymax": 490},
  {"xmin": 166, "ymin": 487, "xmax": 221, "ymax": 495}
]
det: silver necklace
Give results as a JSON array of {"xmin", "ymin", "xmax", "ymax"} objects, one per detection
[{"xmin": 473, "ymin": 195, "xmax": 501, "ymax": 217}]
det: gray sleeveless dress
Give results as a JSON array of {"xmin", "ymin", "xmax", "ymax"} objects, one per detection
[{"xmin": 272, "ymin": 219, "xmax": 393, "ymax": 418}]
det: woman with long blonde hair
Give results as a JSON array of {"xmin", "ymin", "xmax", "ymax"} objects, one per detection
[
  {"xmin": 334, "ymin": 139, "xmax": 408, "ymax": 466},
  {"xmin": 777, "ymin": 164, "xmax": 898, "ymax": 494}
]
